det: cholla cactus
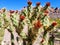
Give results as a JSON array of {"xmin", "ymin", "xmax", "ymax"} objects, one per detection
[
  {"xmin": 0, "ymin": 1, "xmax": 57, "ymax": 45},
  {"xmin": 18, "ymin": 1, "xmax": 57, "ymax": 45}
]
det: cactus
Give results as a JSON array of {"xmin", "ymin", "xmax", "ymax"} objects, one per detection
[
  {"xmin": 18, "ymin": 1, "xmax": 57, "ymax": 45},
  {"xmin": 0, "ymin": 1, "xmax": 57, "ymax": 45}
]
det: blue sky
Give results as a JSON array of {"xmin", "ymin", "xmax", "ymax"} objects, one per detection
[{"xmin": 0, "ymin": 0, "xmax": 60, "ymax": 10}]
